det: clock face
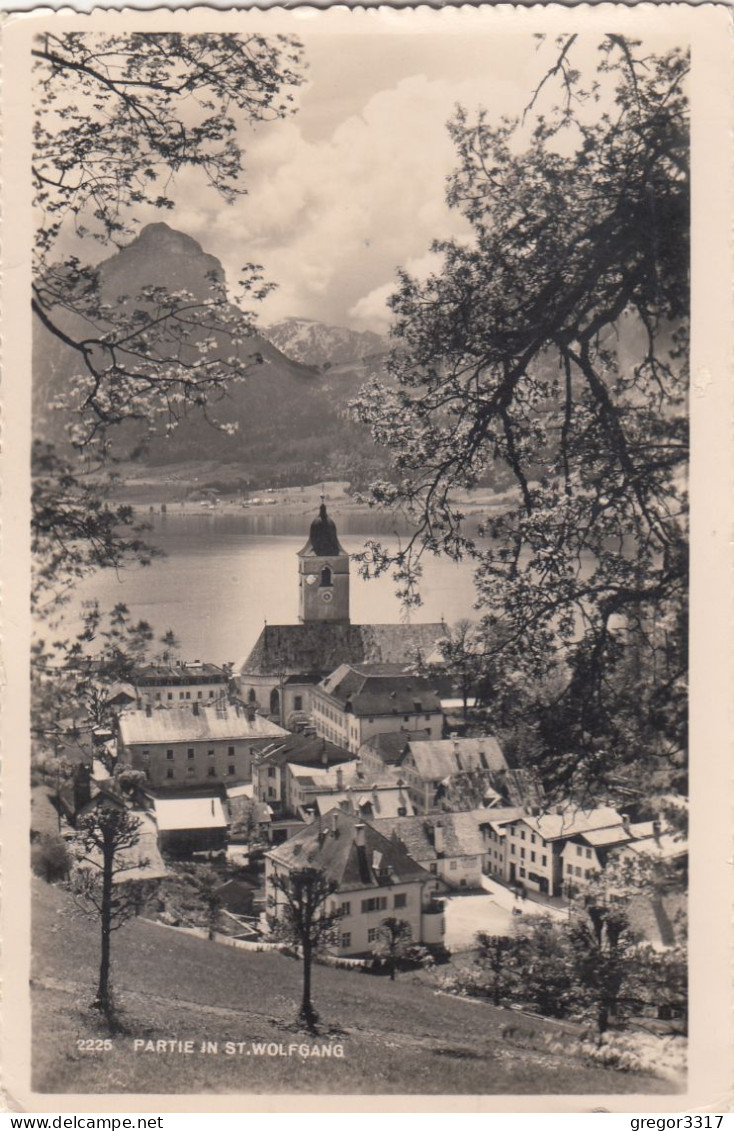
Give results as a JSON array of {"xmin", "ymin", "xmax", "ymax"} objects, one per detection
[
  {"xmin": 321, "ymin": 590, "xmax": 333, "ymax": 603},
  {"xmin": 305, "ymin": 574, "xmax": 317, "ymax": 586}
]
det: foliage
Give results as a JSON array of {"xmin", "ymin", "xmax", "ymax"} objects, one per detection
[
  {"xmin": 353, "ymin": 35, "xmax": 689, "ymax": 800},
  {"xmin": 32, "ymin": 834, "xmax": 72, "ymax": 883},
  {"xmin": 375, "ymin": 916, "xmax": 413, "ymax": 980},
  {"xmin": 177, "ymin": 864, "xmax": 224, "ymax": 940},
  {"xmin": 69, "ymin": 799, "xmax": 152, "ymax": 1021},
  {"xmin": 474, "ymin": 931, "xmax": 517, "ymax": 1006},
  {"xmin": 31, "ymin": 31, "xmax": 306, "ymax": 645},
  {"xmin": 267, "ymin": 866, "xmax": 342, "ymax": 1031}
]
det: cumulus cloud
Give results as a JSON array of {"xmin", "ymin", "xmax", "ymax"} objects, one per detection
[{"xmin": 176, "ymin": 67, "xmax": 521, "ymax": 332}]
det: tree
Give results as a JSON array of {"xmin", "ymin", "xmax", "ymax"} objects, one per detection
[
  {"xmin": 70, "ymin": 800, "xmax": 152, "ymax": 1023},
  {"xmin": 353, "ymin": 36, "xmax": 689, "ymax": 801},
  {"xmin": 474, "ymin": 931, "xmax": 515, "ymax": 1006},
  {"xmin": 566, "ymin": 901, "xmax": 639, "ymax": 1038},
  {"xmin": 509, "ymin": 916, "xmax": 576, "ymax": 1018},
  {"xmin": 436, "ymin": 619, "xmax": 485, "ymax": 718},
  {"xmin": 31, "ymin": 32, "xmax": 306, "ymax": 614},
  {"xmin": 376, "ymin": 916, "xmax": 413, "ymax": 980},
  {"xmin": 267, "ymin": 867, "xmax": 342, "ymax": 1032}
]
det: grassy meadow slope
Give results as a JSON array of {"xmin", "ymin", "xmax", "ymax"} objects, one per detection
[{"xmin": 32, "ymin": 879, "xmax": 674, "ymax": 1097}]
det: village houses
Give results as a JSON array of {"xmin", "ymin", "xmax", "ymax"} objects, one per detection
[
  {"xmin": 117, "ymin": 699, "xmax": 289, "ymax": 788},
  {"xmin": 265, "ymin": 807, "xmax": 446, "ymax": 956},
  {"xmin": 311, "ymin": 662, "xmax": 444, "ymax": 753}
]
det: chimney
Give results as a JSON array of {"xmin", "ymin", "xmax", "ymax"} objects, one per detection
[
  {"xmin": 321, "ymin": 739, "xmax": 328, "ymax": 766},
  {"xmin": 336, "ymin": 766, "xmax": 344, "ymax": 791},
  {"xmin": 331, "ymin": 811, "xmax": 339, "ymax": 836},
  {"xmin": 434, "ymin": 820, "xmax": 445, "ymax": 855},
  {"xmin": 652, "ymin": 818, "xmax": 662, "ymax": 843},
  {"xmin": 354, "ymin": 822, "xmax": 366, "ymax": 848}
]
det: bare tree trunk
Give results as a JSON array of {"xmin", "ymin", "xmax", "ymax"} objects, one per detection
[
  {"xmin": 95, "ymin": 840, "xmax": 114, "ymax": 1017},
  {"xmin": 300, "ymin": 940, "xmax": 318, "ymax": 1032}
]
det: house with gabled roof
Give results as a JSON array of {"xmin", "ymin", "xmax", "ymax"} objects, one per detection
[
  {"xmin": 311, "ymin": 662, "xmax": 443, "ymax": 753},
  {"xmin": 504, "ymin": 805, "xmax": 625, "ymax": 896},
  {"xmin": 117, "ymin": 698, "xmax": 289, "ymax": 789},
  {"xmin": 368, "ymin": 811, "xmax": 488, "ymax": 889},
  {"xmin": 265, "ymin": 807, "xmax": 445, "ymax": 957},
  {"xmin": 397, "ymin": 735, "xmax": 513, "ymax": 813}
]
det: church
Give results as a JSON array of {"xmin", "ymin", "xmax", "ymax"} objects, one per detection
[{"xmin": 237, "ymin": 502, "xmax": 446, "ymax": 729}]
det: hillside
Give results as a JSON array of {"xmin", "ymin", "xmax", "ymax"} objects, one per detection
[
  {"xmin": 31, "ymin": 877, "xmax": 674, "ymax": 1096},
  {"xmin": 32, "ymin": 224, "xmax": 389, "ymax": 488}
]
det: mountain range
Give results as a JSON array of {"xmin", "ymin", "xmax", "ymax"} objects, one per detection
[{"xmin": 32, "ymin": 224, "xmax": 391, "ymax": 489}]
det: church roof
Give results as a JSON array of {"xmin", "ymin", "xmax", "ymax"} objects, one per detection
[
  {"xmin": 240, "ymin": 622, "xmax": 447, "ymax": 679},
  {"xmin": 298, "ymin": 503, "xmax": 346, "ymax": 558}
]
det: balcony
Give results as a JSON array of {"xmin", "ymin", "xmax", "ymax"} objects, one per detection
[{"xmin": 423, "ymin": 897, "xmax": 445, "ymax": 915}]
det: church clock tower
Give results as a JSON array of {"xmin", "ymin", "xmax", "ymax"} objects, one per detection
[{"xmin": 297, "ymin": 501, "xmax": 350, "ymax": 624}]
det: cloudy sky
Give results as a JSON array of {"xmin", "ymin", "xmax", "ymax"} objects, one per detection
[{"xmin": 158, "ymin": 26, "xmax": 555, "ymax": 335}]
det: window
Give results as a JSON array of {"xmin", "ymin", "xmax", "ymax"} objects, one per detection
[
  {"xmin": 361, "ymin": 896, "xmax": 388, "ymax": 913},
  {"xmin": 519, "ymin": 867, "xmax": 526, "ymax": 878},
  {"xmin": 531, "ymin": 834, "xmax": 536, "ymax": 845},
  {"xmin": 248, "ymin": 688, "xmax": 257, "ymax": 703},
  {"xmin": 367, "ymin": 927, "xmax": 379, "ymax": 944},
  {"xmin": 209, "ymin": 690, "xmax": 215, "ymax": 697},
  {"xmin": 267, "ymin": 767, "xmax": 276, "ymax": 779},
  {"xmin": 166, "ymin": 769, "xmax": 174, "ymax": 779},
  {"xmin": 575, "ymin": 866, "xmax": 582, "ymax": 877},
  {"xmin": 520, "ymin": 847, "xmax": 525, "ymax": 860},
  {"xmin": 585, "ymin": 848, "xmax": 592, "ymax": 859},
  {"xmin": 185, "ymin": 691, "xmax": 191, "ymax": 700},
  {"xmin": 530, "ymin": 851, "xmax": 536, "ymax": 863},
  {"xmin": 585, "ymin": 869, "xmax": 593, "ymax": 880},
  {"xmin": 340, "ymin": 933, "xmax": 351, "ymax": 949},
  {"xmin": 179, "ymin": 692, "xmax": 185, "ymax": 700},
  {"xmin": 208, "ymin": 749, "xmax": 215, "ymax": 758},
  {"xmin": 166, "ymin": 749, "xmax": 174, "ymax": 760},
  {"xmin": 320, "ymin": 566, "xmax": 332, "ymax": 587},
  {"xmin": 542, "ymin": 855, "xmax": 547, "ymax": 867},
  {"xmin": 197, "ymin": 691, "xmax": 203, "ymax": 699},
  {"xmin": 228, "ymin": 766, "xmax": 236, "ymax": 776},
  {"xmin": 207, "ymin": 767, "xmax": 216, "ymax": 778},
  {"xmin": 186, "ymin": 766, "xmax": 195, "ymax": 777},
  {"xmin": 228, "ymin": 746, "xmax": 235, "ymax": 757},
  {"xmin": 520, "ymin": 830, "xmax": 526, "ymax": 840},
  {"xmin": 155, "ymin": 693, "xmax": 161, "ymax": 701},
  {"xmin": 429, "ymin": 863, "xmax": 438, "ymax": 874},
  {"xmin": 403, "ymin": 716, "xmax": 409, "ymax": 723},
  {"xmin": 142, "ymin": 748, "xmax": 150, "ymax": 761},
  {"xmin": 567, "ymin": 863, "xmax": 573, "ymax": 874},
  {"xmin": 576, "ymin": 845, "xmax": 582, "ymax": 857},
  {"xmin": 294, "ymin": 696, "xmax": 303, "ymax": 712},
  {"xmin": 424, "ymin": 714, "xmax": 431, "ymax": 721},
  {"xmin": 187, "ymin": 749, "xmax": 194, "ymax": 760},
  {"xmin": 449, "ymin": 860, "xmax": 457, "ymax": 871},
  {"xmin": 268, "ymin": 787, "xmax": 276, "ymax": 799},
  {"xmin": 394, "ymin": 893, "xmax": 407, "ymax": 909},
  {"xmin": 510, "ymin": 844, "xmax": 516, "ymax": 856},
  {"xmin": 340, "ymin": 901, "xmax": 351, "ymax": 916}
]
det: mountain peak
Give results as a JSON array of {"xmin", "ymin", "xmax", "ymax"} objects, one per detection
[{"xmin": 98, "ymin": 222, "xmax": 226, "ymax": 302}]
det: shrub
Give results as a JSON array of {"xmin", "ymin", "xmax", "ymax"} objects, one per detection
[{"xmin": 32, "ymin": 835, "xmax": 71, "ymax": 882}]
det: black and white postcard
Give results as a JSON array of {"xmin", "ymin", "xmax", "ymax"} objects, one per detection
[{"xmin": 2, "ymin": 2, "xmax": 731, "ymax": 1113}]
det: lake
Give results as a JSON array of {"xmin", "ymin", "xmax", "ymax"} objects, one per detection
[{"xmin": 63, "ymin": 511, "xmax": 483, "ymax": 666}]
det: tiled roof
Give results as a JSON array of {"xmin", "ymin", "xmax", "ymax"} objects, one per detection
[
  {"xmin": 317, "ymin": 663, "xmax": 442, "ymax": 717},
  {"xmin": 514, "ymin": 805, "xmax": 623, "ymax": 842},
  {"xmin": 239, "ymin": 622, "xmax": 446, "ymax": 678},
  {"xmin": 358, "ymin": 731, "xmax": 412, "ymax": 765},
  {"xmin": 370, "ymin": 811, "xmax": 486, "ymax": 862},
  {"xmin": 577, "ymin": 825, "xmax": 632, "ymax": 848},
  {"xmin": 254, "ymin": 734, "xmax": 353, "ymax": 769},
  {"xmin": 405, "ymin": 737, "xmax": 508, "ymax": 781},
  {"xmin": 311, "ymin": 784, "xmax": 414, "ymax": 820},
  {"xmin": 133, "ymin": 661, "xmax": 228, "ymax": 685},
  {"xmin": 267, "ymin": 806, "xmax": 430, "ymax": 890},
  {"xmin": 119, "ymin": 701, "xmax": 289, "ymax": 746}
]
